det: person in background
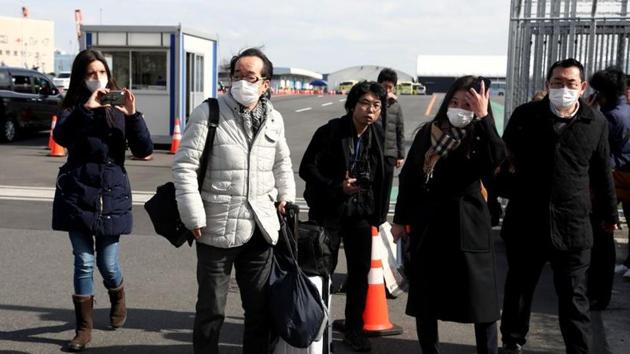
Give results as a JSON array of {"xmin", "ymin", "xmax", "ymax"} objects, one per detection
[
  {"xmin": 531, "ymin": 90, "xmax": 547, "ymax": 102},
  {"xmin": 377, "ymin": 68, "xmax": 406, "ymax": 202},
  {"xmin": 300, "ymin": 81, "xmax": 389, "ymax": 352},
  {"xmin": 392, "ymin": 76, "xmax": 505, "ymax": 354},
  {"xmin": 500, "ymin": 58, "xmax": 617, "ymax": 354},
  {"xmin": 52, "ymin": 48, "xmax": 153, "ymax": 352},
  {"xmin": 588, "ymin": 67, "xmax": 630, "ymax": 292}
]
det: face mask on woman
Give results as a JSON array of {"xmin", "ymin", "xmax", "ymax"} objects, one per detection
[
  {"xmin": 548, "ymin": 87, "xmax": 580, "ymax": 109},
  {"xmin": 231, "ymin": 80, "xmax": 261, "ymax": 106},
  {"xmin": 85, "ymin": 78, "xmax": 108, "ymax": 93},
  {"xmin": 447, "ymin": 107, "xmax": 475, "ymax": 128}
]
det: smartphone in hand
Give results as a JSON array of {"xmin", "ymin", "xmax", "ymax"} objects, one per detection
[{"xmin": 100, "ymin": 91, "xmax": 126, "ymax": 106}]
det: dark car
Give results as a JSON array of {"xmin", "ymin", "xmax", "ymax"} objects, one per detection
[{"xmin": 0, "ymin": 67, "xmax": 63, "ymax": 142}]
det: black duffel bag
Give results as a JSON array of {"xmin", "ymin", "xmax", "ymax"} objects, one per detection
[
  {"xmin": 143, "ymin": 98, "xmax": 219, "ymax": 247},
  {"xmin": 269, "ymin": 208, "xmax": 328, "ymax": 348},
  {"xmin": 144, "ymin": 182, "xmax": 193, "ymax": 247}
]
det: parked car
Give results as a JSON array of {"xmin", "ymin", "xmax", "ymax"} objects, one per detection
[
  {"xmin": 52, "ymin": 72, "xmax": 71, "ymax": 92},
  {"xmin": 0, "ymin": 67, "xmax": 63, "ymax": 142}
]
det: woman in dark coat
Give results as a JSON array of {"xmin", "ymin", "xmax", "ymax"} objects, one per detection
[
  {"xmin": 52, "ymin": 49, "xmax": 153, "ymax": 352},
  {"xmin": 392, "ymin": 76, "xmax": 505, "ymax": 354}
]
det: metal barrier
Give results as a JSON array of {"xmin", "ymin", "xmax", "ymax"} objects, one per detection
[{"xmin": 506, "ymin": 0, "xmax": 630, "ymax": 124}]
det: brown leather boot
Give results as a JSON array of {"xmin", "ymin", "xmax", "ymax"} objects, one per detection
[
  {"xmin": 108, "ymin": 283, "xmax": 127, "ymax": 329},
  {"xmin": 68, "ymin": 295, "xmax": 93, "ymax": 352}
]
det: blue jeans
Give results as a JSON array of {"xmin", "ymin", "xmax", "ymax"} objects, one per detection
[{"xmin": 69, "ymin": 231, "xmax": 123, "ymax": 295}]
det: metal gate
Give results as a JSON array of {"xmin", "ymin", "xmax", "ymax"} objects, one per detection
[{"xmin": 506, "ymin": 0, "xmax": 630, "ymax": 122}]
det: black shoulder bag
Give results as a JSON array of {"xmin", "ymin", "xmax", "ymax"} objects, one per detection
[{"xmin": 143, "ymin": 98, "xmax": 220, "ymax": 247}]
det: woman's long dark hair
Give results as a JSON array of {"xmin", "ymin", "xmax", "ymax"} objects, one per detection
[
  {"xmin": 62, "ymin": 49, "xmax": 118, "ymax": 109},
  {"xmin": 417, "ymin": 75, "xmax": 495, "ymax": 155}
]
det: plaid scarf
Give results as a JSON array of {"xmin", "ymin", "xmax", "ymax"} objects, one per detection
[
  {"xmin": 423, "ymin": 122, "xmax": 467, "ymax": 182},
  {"xmin": 239, "ymin": 98, "xmax": 268, "ymax": 144}
]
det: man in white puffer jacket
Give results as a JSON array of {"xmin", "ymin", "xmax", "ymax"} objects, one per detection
[{"xmin": 172, "ymin": 48, "xmax": 295, "ymax": 354}]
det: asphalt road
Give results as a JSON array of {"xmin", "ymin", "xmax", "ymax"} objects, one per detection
[{"xmin": 1, "ymin": 94, "xmax": 629, "ymax": 354}]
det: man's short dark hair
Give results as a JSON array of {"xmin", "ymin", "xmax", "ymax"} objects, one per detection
[
  {"xmin": 377, "ymin": 68, "xmax": 398, "ymax": 86},
  {"xmin": 345, "ymin": 81, "xmax": 387, "ymax": 113},
  {"xmin": 589, "ymin": 67, "xmax": 627, "ymax": 102},
  {"xmin": 229, "ymin": 47, "xmax": 273, "ymax": 80},
  {"xmin": 546, "ymin": 58, "xmax": 585, "ymax": 82}
]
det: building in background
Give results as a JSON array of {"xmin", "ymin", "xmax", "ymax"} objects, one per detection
[
  {"xmin": 416, "ymin": 55, "xmax": 507, "ymax": 95},
  {"xmin": 272, "ymin": 67, "xmax": 322, "ymax": 93},
  {"xmin": 0, "ymin": 15, "xmax": 54, "ymax": 73},
  {"xmin": 54, "ymin": 51, "xmax": 75, "ymax": 75}
]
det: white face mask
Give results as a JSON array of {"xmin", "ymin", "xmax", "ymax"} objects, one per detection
[
  {"xmin": 230, "ymin": 80, "xmax": 261, "ymax": 106},
  {"xmin": 85, "ymin": 78, "xmax": 108, "ymax": 93},
  {"xmin": 447, "ymin": 107, "xmax": 475, "ymax": 128},
  {"xmin": 548, "ymin": 87, "xmax": 580, "ymax": 109}
]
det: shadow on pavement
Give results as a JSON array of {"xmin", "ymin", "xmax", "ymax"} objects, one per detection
[{"xmin": 0, "ymin": 304, "xmax": 243, "ymax": 352}]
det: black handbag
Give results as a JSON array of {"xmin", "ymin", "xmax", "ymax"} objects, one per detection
[
  {"xmin": 295, "ymin": 221, "xmax": 333, "ymax": 277},
  {"xmin": 144, "ymin": 98, "xmax": 220, "ymax": 247},
  {"xmin": 268, "ymin": 207, "xmax": 328, "ymax": 348}
]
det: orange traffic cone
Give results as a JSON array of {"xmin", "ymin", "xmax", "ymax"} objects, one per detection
[
  {"xmin": 169, "ymin": 118, "xmax": 182, "ymax": 154},
  {"xmin": 48, "ymin": 115, "xmax": 58, "ymax": 150},
  {"xmin": 332, "ymin": 226, "xmax": 402, "ymax": 337},
  {"xmin": 361, "ymin": 226, "xmax": 403, "ymax": 335},
  {"xmin": 49, "ymin": 137, "xmax": 66, "ymax": 157}
]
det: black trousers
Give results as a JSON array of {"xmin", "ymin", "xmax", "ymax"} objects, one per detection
[
  {"xmin": 416, "ymin": 316, "xmax": 498, "ymax": 354},
  {"xmin": 500, "ymin": 241, "xmax": 591, "ymax": 354},
  {"xmin": 193, "ymin": 228, "xmax": 273, "ymax": 354},
  {"xmin": 587, "ymin": 216, "xmax": 616, "ymax": 309},
  {"xmin": 341, "ymin": 216, "xmax": 373, "ymax": 333}
]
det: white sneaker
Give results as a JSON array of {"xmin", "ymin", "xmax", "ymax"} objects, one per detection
[
  {"xmin": 624, "ymin": 269, "xmax": 630, "ymax": 280},
  {"xmin": 615, "ymin": 264, "xmax": 628, "ymax": 273}
]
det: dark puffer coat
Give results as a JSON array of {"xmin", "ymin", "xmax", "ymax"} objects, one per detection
[{"xmin": 52, "ymin": 105, "xmax": 153, "ymax": 237}]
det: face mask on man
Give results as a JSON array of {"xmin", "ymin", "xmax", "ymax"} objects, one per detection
[
  {"xmin": 548, "ymin": 87, "xmax": 580, "ymax": 109},
  {"xmin": 85, "ymin": 78, "xmax": 108, "ymax": 93},
  {"xmin": 447, "ymin": 107, "xmax": 475, "ymax": 128},
  {"xmin": 231, "ymin": 80, "xmax": 261, "ymax": 106}
]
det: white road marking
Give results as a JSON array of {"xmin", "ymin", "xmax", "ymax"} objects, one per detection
[
  {"xmin": 317, "ymin": 95, "xmax": 323, "ymax": 98},
  {"xmin": 338, "ymin": 98, "xmax": 346, "ymax": 102},
  {"xmin": 295, "ymin": 107, "xmax": 312, "ymax": 112},
  {"xmin": 321, "ymin": 102, "xmax": 333, "ymax": 107}
]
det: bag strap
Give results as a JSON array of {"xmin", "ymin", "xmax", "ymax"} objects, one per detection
[{"xmin": 196, "ymin": 98, "xmax": 220, "ymax": 190}]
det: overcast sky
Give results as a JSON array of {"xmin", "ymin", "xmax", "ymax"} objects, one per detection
[{"xmin": 2, "ymin": 0, "xmax": 511, "ymax": 75}]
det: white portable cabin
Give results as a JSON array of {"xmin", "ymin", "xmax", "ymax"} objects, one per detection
[{"xmin": 80, "ymin": 25, "xmax": 218, "ymax": 144}]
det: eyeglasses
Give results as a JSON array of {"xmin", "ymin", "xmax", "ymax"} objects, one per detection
[
  {"xmin": 231, "ymin": 74, "xmax": 267, "ymax": 84},
  {"xmin": 357, "ymin": 99, "xmax": 382, "ymax": 110},
  {"xmin": 548, "ymin": 79, "xmax": 582, "ymax": 90}
]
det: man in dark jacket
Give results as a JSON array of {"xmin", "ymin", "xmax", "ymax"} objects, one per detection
[
  {"xmin": 500, "ymin": 58, "xmax": 618, "ymax": 354},
  {"xmin": 377, "ymin": 68, "xmax": 406, "ymax": 206},
  {"xmin": 587, "ymin": 67, "xmax": 630, "ymax": 308},
  {"xmin": 300, "ymin": 81, "xmax": 388, "ymax": 352}
]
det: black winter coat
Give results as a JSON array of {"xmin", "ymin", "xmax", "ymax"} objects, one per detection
[
  {"xmin": 501, "ymin": 97, "xmax": 618, "ymax": 250},
  {"xmin": 299, "ymin": 115, "xmax": 388, "ymax": 227},
  {"xmin": 394, "ymin": 117, "xmax": 505, "ymax": 323},
  {"xmin": 52, "ymin": 105, "xmax": 153, "ymax": 237},
  {"xmin": 377, "ymin": 98, "xmax": 405, "ymax": 159}
]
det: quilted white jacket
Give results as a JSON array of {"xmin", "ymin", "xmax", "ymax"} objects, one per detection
[{"xmin": 172, "ymin": 94, "xmax": 296, "ymax": 248}]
